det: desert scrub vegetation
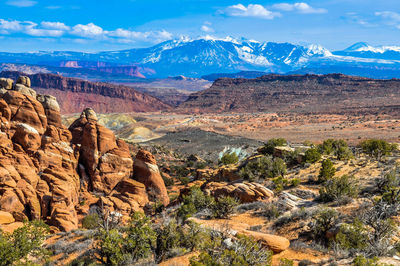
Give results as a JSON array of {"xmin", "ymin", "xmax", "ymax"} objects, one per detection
[
  {"xmin": 304, "ymin": 147, "xmax": 322, "ymax": 163},
  {"xmin": 259, "ymin": 138, "xmax": 287, "ymax": 155},
  {"xmin": 360, "ymin": 139, "xmax": 397, "ymax": 160},
  {"xmin": 190, "ymin": 233, "xmax": 272, "ymax": 266},
  {"xmin": 318, "ymin": 159, "xmax": 336, "ymax": 183},
  {"xmin": 318, "ymin": 139, "xmax": 353, "ymax": 160},
  {"xmin": 319, "ymin": 175, "xmax": 358, "ymax": 204},
  {"xmin": 176, "ymin": 186, "xmax": 239, "ymax": 220},
  {"xmin": 239, "ymin": 156, "xmax": 287, "ymax": 181},
  {"xmin": 0, "ymin": 220, "xmax": 50, "ymax": 266},
  {"xmin": 219, "ymin": 151, "xmax": 239, "ymax": 165}
]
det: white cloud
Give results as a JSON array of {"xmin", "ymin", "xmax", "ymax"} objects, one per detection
[
  {"xmin": 41, "ymin": 22, "xmax": 70, "ymax": 31},
  {"xmin": 6, "ymin": 0, "xmax": 37, "ymax": 7},
  {"xmin": 201, "ymin": 22, "xmax": 214, "ymax": 33},
  {"xmin": 71, "ymin": 23, "xmax": 104, "ymax": 38},
  {"xmin": 0, "ymin": 19, "xmax": 23, "ymax": 33},
  {"xmin": 375, "ymin": 11, "xmax": 400, "ymax": 29},
  {"xmin": 272, "ymin": 2, "xmax": 327, "ymax": 14},
  {"xmin": 0, "ymin": 19, "xmax": 173, "ymax": 43},
  {"xmin": 225, "ymin": 4, "xmax": 281, "ymax": 19}
]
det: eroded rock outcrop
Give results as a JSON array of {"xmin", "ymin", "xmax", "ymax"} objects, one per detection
[
  {"xmin": 0, "ymin": 76, "xmax": 158, "ymax": 231},
  {"xmin": 203, "ymin": 181, "xmax": 274, "ymax": 203},
  {"xmin": 69, "ymin": 108, "xmax": 133, "ymax": 194},
  {"xmin": 133, "ymin": 149, "xmax": 170, "ymax": 206}
]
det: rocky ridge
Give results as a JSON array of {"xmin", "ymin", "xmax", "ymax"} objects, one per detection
[
  {"xmin": 180, "ymin": 73, "xmax": 400, "ymax": 114},
  {"xmin": 0, "ymin": 76, "xmax": 168, "ymax": 231},
  {"xmin": 0, "ymin": 71, "xmax": 171, "ymax": 114}
]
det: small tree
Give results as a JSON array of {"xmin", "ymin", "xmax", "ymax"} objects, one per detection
[
  {"xmin": 311, "ymin": 208, "xmax": 339, "ymax": 244},
  {"xmin": 318, "ymin": 159, "xmax": 336, "ymax": 183},
  {"xmin": 0, "ymin": 220, "xmax": 50, "ymax": 266},
  {"xmin": 211, "ymin": 196, "xmax": 239, "ymax": 219},
  {"xmin": 304, "ymin": 148, "xmax": 321, "ymax": 163},
  {"xmin": 319, "ymin": 175, "xmax": 358, "ymax": 203},
  {"xmin": 259, "ymin": 138, "xmax": 287, "ymax": 155},
  {"xmin": 360, "ymin": 139, "xmax": 397, "ymax": 160},
  {"xmin": 219, "ymin": 152, "xmax": 239, "ymax": 165}
]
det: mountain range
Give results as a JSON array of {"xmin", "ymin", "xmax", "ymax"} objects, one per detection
[{"xmin": 1, "ymin": 37, "xmax": 400, "ymax": 79}]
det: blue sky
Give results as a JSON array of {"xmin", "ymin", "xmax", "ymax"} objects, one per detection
[{"xmin": 0, "ymin": 0, "xmax": 399, "ymax": 52}]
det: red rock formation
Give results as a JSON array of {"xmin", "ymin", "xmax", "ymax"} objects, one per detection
[
  {"xmin": 133, "ymin": 149, "xmax": 170, "ymax": 206},
  {"xmin": 0, "ymin": 71, "xmax": 170, "ymax": 114},
  {"xmin": 69, "ymin": 108, "xmax": 133, "ymax": 194},
  {"xmin": 0, "ymin": 77, "xmax": 159, "ymax": 231}
]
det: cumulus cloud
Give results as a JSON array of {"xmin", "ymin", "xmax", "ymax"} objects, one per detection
[
  {"xmin": 201, "ymin": 22, "xmax": 214, "ymax": 33},
  {"xmin": 225, "ymin": 4, "xmax": 281, "ymax": 19},
  {"xmin": 0, "ymin": 18, "xmax": 173, "ymax": 43},
  {"xmin": 6, "ymin": 0, "xmax": 37, "ymax": 7},
  {"xmin": 375, "ymin": 11, "xmax": 400, "ymax": 28},
  {"xmin": 71, "ymin": 23, "xmax": 104, "ymax": 38},
  {"xmin": 272, "ymin": 2, "xmax": 327, "ymax": 14},
  {"xmin": 41, "ymin": 22, "xmax": 70, "ymax": 31}
]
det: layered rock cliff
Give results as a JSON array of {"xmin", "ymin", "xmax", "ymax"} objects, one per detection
[
  {"xmin": 180, "ymin": 73, "xmax": 400, "ymax": 114},
  {"xmin": 0, "ymin": 71, "xmax": 170, "ymax": 114},
  {"xmin": 0, "ymin": 77, "xmax": 168, "ymax": 231}
]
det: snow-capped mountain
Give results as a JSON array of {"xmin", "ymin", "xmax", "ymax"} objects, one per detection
[
  {"xmin": 334, "ymin": 42, "xmax": 400, "ymax": 61},
  {"xmin": 1, "ymin": 37, "xmax": 400, "ymax": 78},
  {"xmin": 0, "ymin": 37, "xmax": 335, "ymax": 77}
]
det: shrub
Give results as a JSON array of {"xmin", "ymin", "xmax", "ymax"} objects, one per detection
[
  {"xmin": 360, "ymin": 139, "xmax": 397, "ymax": 160},
  {"xmin": 211, "ymin": 196, "xmax": 239, "ymax": 219},
  {"xmin": 240, "ymin": 156, "xmax": 287, "ymax": 181},
  {"xmin": 259, "ymin": 138, "xmax": 287, "ymax": 155},
  {"xmin": 319, "ymin": 175, "xmax": 358, "ymax": 203},
  {"xmin": 311, "ymin": 208, "xmax": 339, "ymax": 243},
  {"xmin": 82, "ymin": 213, "xmax": 101, "ymax": 230},
  {"xmin": 98, "ymin": 228, "xmax": 124, "ymax": 265},
  {"xmin": 190, "ymin": 234, "xmax": 272, "ymax": 266},
  {"xmin": 376, "ymin": 168, "xmax": 400, "ymax": 193},
  {"xmin": 123, "ymin": 212, "xmax": 157, "ymax": 262},
  {"xmin": 335, "ymin": 219, "xmax": 368, "ymax": 252},
  {"xmin": 304, "ymin": 148, "xmax": 321, "ymax": 163},
  {"xmin": 0, "ymin": 220, "xmax": 50, "ymax": 266},
  {"xmin": 318, "ymin": 139, "xmax": 353, "ymax": 160},
  {"xmin": 177, "ymin": 186, "xmax": 215, "ymax": 220},
  {"xmin": 261, "ymin": 202, "xmax": 283, "ymax": 220},
  {"xmin": 98, "ymin": 212, "xmax": 157, "ymax": 264},
  {"xmin": 219, "ymin": 152, "xmax": 239, "ymax": 165},
  {"xmin": 352, "ymin": 256, "xmax": 381, "ymax": 266},
  {"xmin": 318, "ymin": 159, "xmax": 336, "ymax": 183}
]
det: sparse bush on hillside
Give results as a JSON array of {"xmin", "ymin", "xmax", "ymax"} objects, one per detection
[
  {"xmin": 176, "ymin": 186, "xmax": 215, "ymax": 220},
  {"xmin": 319, "ymin": 175, "xmax": 358, "ymax": 203},
  {"xmin": 0, "ymin": 220, "xmax": 50, "ymax": 266},
  {"xmin": 311, "ymin": 208, "xmax": 339, "ymax": 244},
  {"xmin": 304, "ymin": 148, "xmax": 321, "ymax": 163},
  {"xmin": 161, "ymin": 173, "xmax": 175, "ymax": 187},
  {"xmin": 336, "ymin": 219, "xmax": 368, "ymax": 252},
  {"xmin": 318, "ymin": 139, "xmax": 353, "ymax": 160},
  {"xmin": 82, "ymin": 213, "xmax": 101, "ymax": 230},
  {"xmin": 98, "ymin": 212, "xmax": 157, "ymax": 265},
  {"xmin": 360, "ymin": 139, "xmax": 397, "ymax": 160},
  {"xmin": 318, "ymin": 159, "xmax": 336, "ymax": 183},
  {"xmin": 376, "ymin": 168, "xmax": 400, "ymax": 194},
  {"xmin": 211, "ymin": 196, "xmax": 239, "ymax": 219},
  {"xmin": 190, "ymin": 234, "xmax": 272, "ymax": 266},
  {"xmin": 352, "ymin": 256, "xmax": 381, "ymax": 266},
  {"xmin": 259, "ymin": 138, "xmax": 287, "ymax": 155},
  {"xmin": 219, "ymin": 152, "xmax": 239, "ymax": 165},
  {"xmin": 240, "ymin": 156, "xmax": 287, "ymax": 181}
]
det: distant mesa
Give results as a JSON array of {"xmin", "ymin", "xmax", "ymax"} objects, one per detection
[
  {"xmin": 179, "ymin": 73, "xmax": 400, "ymax": 115},
  {"xmin": 0, "ymin": 71, "xmax": 170, "ymax": 114}
]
